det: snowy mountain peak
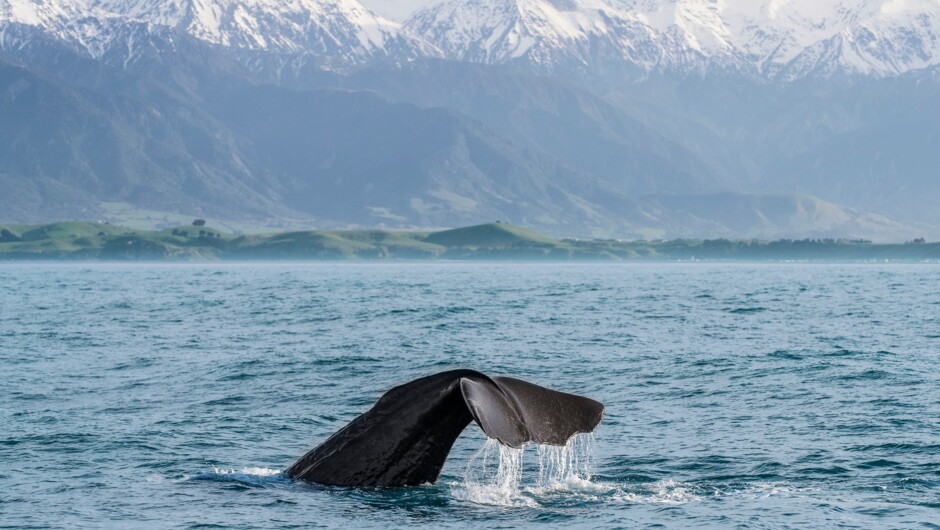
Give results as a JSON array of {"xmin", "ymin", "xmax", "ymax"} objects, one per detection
[
  {"xmin": 404, "ymin": 0, "xmax": 655, "ymax": 66},
  {"xmin": 1, "ymin": 0, "xmax": 88, "ymax": 27},
  {"xmin": 615, "ymin": 0, "xmax": 940, "ymax": 76},
  {"xmin": 0, "ymin": 0, "xmax": 124, "ymax": 59},
  {"xmin": 404, "ymin": 0, "xmax": 940, "ymax": 77},
  {"xmin": 91, "ymin": 0, "xmax": 415, "ymax": 53},
  {"xmin": 3, "ymin": 0, "xmax": 938, "ymax": 78},
  {"xmin": 0, "ymin": 0, "xmax": 437, "ymax": 67}
]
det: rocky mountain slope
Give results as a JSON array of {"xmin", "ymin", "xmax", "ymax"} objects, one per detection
[{"xmin": 1, "ymin": 0, "xmax": 937, "ymax": 239}]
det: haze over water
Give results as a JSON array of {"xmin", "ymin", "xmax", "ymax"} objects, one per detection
[{"xmin": 2, "ymin": 263, "xmax": 939, "ymax": 528}]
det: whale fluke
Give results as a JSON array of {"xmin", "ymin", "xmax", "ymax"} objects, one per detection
[{"xmin": 285, "ymin": 370, "xmax": 603, "ymax": 487}]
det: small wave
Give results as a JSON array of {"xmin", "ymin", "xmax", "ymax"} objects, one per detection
[
  {"xmin": 610, "ymin": 479, "xmax": 702, "ymax": 505},
  {"xmin": 612, "ymin": 480, "xmax": 810, "ymax": 505},
  {"xmin": 186, "ymin": 466, "xmax": 286, "ymax": 489},
  {"xmin": 212, "ymin": 467, "xmax": 283, "ymax": 477},
  {"xmin": 853, "ymin": 369, "xmax": 891, "ymax": 380},
  {"xmin": 847, "ymin": 442, "xmax": 940, "ymax": 455},
  {"xmin": 386, "ymin": 308, "xmax": 421, "ymax": 315},
  {"xmin": 855, "ymin": 459, "xmax": 904, "ymax": 470},
  {"xmin": 202, "ymin": 396, "xmax": 248, "ymax": 406},
  {"xmin": 768, "ymin": 350, "xmax": 804, "ymax": 360},
  {"xmin": 714, "ymin": 482, "xmax": 811, "ymax": 500},
  {"xmin": 727, "ymin": 307, "xmax": 766, "ymax": 314},
  {"xmin": 825, "ymin": 348, "xmax": 863, "ymax": 357},
  {"xmin": 796, "ymin": 465, "xmax": 852, "ymax": 476},
  {"xmin": 455, "ymin": 476, "xmax": 712, "ymax": 507}
]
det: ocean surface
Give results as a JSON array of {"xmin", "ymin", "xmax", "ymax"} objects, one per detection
[{"xmin": 1, "ymin": 263, "xmax": 938, "ymax": 529}]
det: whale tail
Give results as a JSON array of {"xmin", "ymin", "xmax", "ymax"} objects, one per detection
[{"xmin": 285, "ymin": 370, "xmax": 603, "ymax": 487}]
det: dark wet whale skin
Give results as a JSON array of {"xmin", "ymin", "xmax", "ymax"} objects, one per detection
[{"xmin": 285, "ymin": 370, "xmax": 604, "ymax": 487}]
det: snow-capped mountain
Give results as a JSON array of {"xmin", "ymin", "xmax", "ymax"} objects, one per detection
[
  {"xmin": 403, "ymin": 0, "xmax": 676, "ymax": 70},
  {"xmin": 0, "ymin": 0, "xmax": 436, "ymax": 68},
  {"xmin": 1, "ymin": 0, "xmax": 119, "ymax": 58},
  {"xmin": 617, "ymin": 0, "xmax": 940, "ymax": 78},
  {"xmin": 3, "ymin": 0, "xmax": 937, "ymax": 77},
  {"xmin": 92, "ymin": 0, "xmax": 436, "ymax": 60},
  {"xmin": 401, "ymin": 0, "xmax": 940, "ymax": 78}
]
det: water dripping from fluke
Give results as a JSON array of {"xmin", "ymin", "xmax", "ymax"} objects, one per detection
[
  {"xmin": 454, "ymin": 433, "xmax": 599, "ymax": 507},
  {"xmin": 535, "ymin": 432, "xmax": 597, "ymax": 490}
]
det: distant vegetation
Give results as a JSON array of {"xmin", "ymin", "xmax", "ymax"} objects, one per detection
[{"xmin": 0, "ymin": 222, "xmax": 938, "ymax": 262}]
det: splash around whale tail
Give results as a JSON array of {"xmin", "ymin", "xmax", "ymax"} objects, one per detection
[{"xmin": 285, "ymin": 370, "xmax": 604, "ymax": 487}]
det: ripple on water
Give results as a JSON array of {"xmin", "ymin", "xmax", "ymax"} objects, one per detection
[{"xmin": 2, "ymin": 263, "xmax": 940, "ymax": 528}]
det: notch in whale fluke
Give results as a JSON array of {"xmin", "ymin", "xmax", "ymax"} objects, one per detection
[{"xmin": 285, "ymin": 370, "xmax": 603, "ymax": 487}]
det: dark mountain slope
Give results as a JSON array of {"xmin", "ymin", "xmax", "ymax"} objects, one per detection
[
  {"xmin": 598, "ymin": 71, "xmax": 940, "ymax": 225},
  {"xmin": 0, "ymin": 57, "xmax": 292, "ymax": 222},
  {"xmin": 0, "ymin": 42, "xmax": 933, "ymax": 240},
  {"xmin": 0, "ymin": 53, "xmax": 637, "ymax": 234},
  {"xmin": 334, "ymin": 60, "xmax": 717, "ymax": 196},
  {"xmin": 210, "ymin": 84, "xmax": 629, "ymax": 232}
]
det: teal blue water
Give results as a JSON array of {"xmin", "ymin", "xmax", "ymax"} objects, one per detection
[{"xmin": 2, "ymin": 263, "xmax": 939, "ymax": 529}]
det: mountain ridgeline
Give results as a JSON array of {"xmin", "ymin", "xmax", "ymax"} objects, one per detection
[{"xmin": 1, "ymin": 0, "xmax": 938, "ymax": 240}]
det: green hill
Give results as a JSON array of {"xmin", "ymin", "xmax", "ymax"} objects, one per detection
[
  {"xmin": 1, "ymin": 221, "xmax": 938, "ymax": 261},
  {"xmin": 424, "ymin": 223, "xmax": 560, "ymax": 248}
]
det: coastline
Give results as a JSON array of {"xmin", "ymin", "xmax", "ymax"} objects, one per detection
[{"xmin": 2, "ymin": 221, "xmax": 938, "ymax": 262}]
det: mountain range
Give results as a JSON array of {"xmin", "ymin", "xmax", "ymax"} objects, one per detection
[
  {"xmin": 1, "ymin": 0, "xmax": 938, "ymax": 240},
  {"xmin": 405, "ymin": 0, "xmax": 940, "ymax": 78}
]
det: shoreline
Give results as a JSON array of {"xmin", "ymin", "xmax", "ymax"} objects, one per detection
[{"xmin": 2, "ymin": 221, "xmax": 938, "ymax": 262}]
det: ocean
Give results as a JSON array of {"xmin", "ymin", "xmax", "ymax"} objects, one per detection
[{"xmin": 2, "ymin": 263, "xmax": 938, "ymax": 528}]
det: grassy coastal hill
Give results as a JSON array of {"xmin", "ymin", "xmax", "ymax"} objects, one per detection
[{"xmin": 0, "ymin": 221, "xmax": 938, "ymax": 261}]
